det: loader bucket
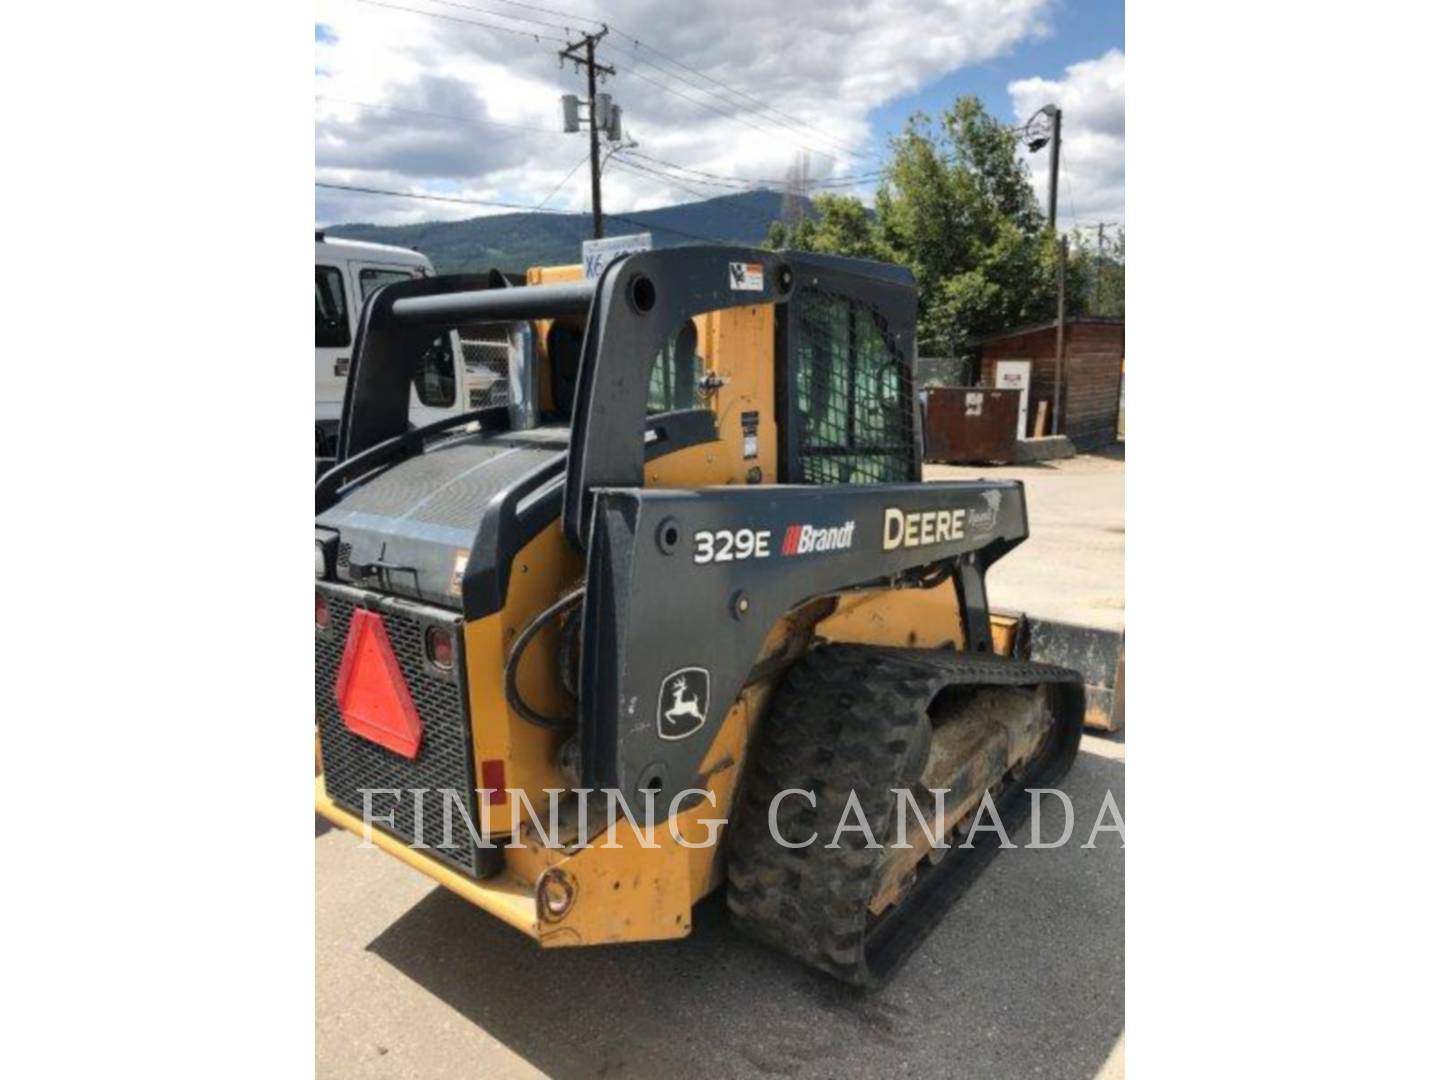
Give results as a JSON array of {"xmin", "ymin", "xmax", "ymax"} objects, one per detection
[{"xmin": 996, "ymin": 612, "xmax": 1125, "ymax": 732}]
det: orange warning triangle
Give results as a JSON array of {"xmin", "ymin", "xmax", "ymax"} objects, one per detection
[{"xmin": 334, "ymin": 609, "xmax": 424, "ymax": 759}]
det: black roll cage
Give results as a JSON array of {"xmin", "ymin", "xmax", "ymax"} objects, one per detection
[{"xmin": 321, "ymin": 245, "xmax": 920, "ymax": 548}]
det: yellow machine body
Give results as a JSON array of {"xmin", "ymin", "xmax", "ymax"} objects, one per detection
[{"xmin": 315, "ymin": 262, "xmax": 1007, "ymax": 946}]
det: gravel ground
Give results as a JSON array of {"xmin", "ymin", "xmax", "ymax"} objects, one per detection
[{"xmin": 316, "ymin": 732, "xmax": 1124, "ymax": 1079}]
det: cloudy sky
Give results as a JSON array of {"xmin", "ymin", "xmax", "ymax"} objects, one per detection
[{"xmin": 314, "ymin": 0, "xmax": 1123, "ymax": 231}]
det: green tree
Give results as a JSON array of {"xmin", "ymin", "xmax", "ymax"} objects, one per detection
[
  {"xmin": 876, "ymin": 97, "xmax": 1059, "ymax": 358},
  {"xmin": 766, "ymin": 95, "xmax": 1119, "ymax": 368},
  {"xmin": 765, "ymin": 193, "xmax": 877, "ymax": 259},
  {"xmin": 1064, "ymin": 226, "xmax": 1125, "ymax": 318}
]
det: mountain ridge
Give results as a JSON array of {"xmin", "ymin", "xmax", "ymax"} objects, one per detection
[{"xmin": 322, "ymin": 189, "xmax": 805, "ymax": 273}]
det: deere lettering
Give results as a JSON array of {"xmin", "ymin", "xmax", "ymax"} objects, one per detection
[{"xmin": 882, "ymin": 506, "xmax": 967, "ymax": 551}]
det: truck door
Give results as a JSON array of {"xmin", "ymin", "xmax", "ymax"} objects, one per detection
[
  {"xmin": 315, "ymin": 263, "xmax": 351, "ymax": 433},
  {"xmin": 352, "ymin": 263, "xmax": 465, "ymax": 428}
]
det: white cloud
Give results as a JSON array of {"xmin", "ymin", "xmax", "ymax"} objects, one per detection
[
  {"xmin": 1009, "ymin": 48, "xmax": 1125, "ymax": 230},
  {"xmin": 314, "ymin": 0, "xmax": 1059, "ymax": 224}
]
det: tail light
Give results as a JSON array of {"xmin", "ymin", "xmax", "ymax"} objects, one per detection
[
  {"xmin": 315, "ymin": 591, "xmax": 330, "ymax": 629},
  {"xmin": 425, "ymin": 625, "xmax": 454, "ymax": 669}
]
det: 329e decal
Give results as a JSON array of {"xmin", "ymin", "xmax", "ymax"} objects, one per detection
[
  {"xmin": 694, "ymin": 528, "xmax": 772, "ymax": 564},
  {"xmin": 692, "ymin": 519, "xmax": 856, "ymax": 564}
]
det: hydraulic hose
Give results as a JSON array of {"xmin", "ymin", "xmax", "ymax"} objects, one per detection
[{"xmin": 503, "ymin": 587, "xmax": 585, "ymax": 730}]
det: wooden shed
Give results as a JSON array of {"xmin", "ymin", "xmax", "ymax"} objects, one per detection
[{"xmin": 977, "ymin": 317, "xmax": 1125, "ymax": 451}]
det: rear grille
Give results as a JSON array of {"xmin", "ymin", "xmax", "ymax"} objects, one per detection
[{"xmin": 315, "ymin": 583, "xmax": 487, "ymax": 877}]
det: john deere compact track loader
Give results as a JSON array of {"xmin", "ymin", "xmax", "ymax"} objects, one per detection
[{"xmin": 314, "ymin": 246, "xmax": 1083, "ymax": 985}]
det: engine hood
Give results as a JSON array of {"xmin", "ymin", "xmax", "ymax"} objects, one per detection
[{"xmin": 317, "ymin": 427, "xmax": 569, "ymax": 614}]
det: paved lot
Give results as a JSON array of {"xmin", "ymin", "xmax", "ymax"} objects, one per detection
[
  {"xmin": 316, "ymin": 732, "xmax": 1123, "ymax": 1079},
  {"xmin": 317, "ymin": 447, "xmax": 1126, "ymax": 1078},
  {"xmin": 924, "ymin": 447, "xmax": 1125, "ymax": 632}
]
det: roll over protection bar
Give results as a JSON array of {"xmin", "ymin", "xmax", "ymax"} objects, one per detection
[
  {"xmin": 389, "ymin": 280, "xmax": 596, "ymax": 326},
  {"xmin": 331, "ymin": 246, "xmax": 917, "ymax": 556},
  {"xmin": 562, "ymin": 247, "xmax": 795, "ymax": 549}
]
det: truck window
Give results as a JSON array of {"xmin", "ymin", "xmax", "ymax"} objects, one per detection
[
  {"xmin": 358, "ymin": 266, "xmax": 456, "ymax": 408},
  {"xmin": 315, "ymin": 266, "xmax": 349, "ymax": 348},
  {"xmin": 415, "ymin": 336, "xmax": 457, "ymax": 408},
  {"xmin": 358, "ymin": 267, "xmax": 413, "ymax": 302}
]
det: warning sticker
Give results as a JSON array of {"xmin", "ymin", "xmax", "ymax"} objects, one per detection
[
  {"xmin": 450, "ymin": 549, "xmax": 469, "ymax": 596},
  {"xmin": 728, "ymin": 261, "xmax": 764, "ymax": 291}
]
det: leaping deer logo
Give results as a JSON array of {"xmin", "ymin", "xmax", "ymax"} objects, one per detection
[
  {"xmin": 666, "ymin": 676, "xmax": 704, "ymax": 722},
  {"xmin": 658, "ymin": 668, "xmax": 710, "ymax": 739}
]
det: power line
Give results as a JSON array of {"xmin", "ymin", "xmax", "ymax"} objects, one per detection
[
  {"xmin": 614, "ymin": 36, "xmax": 876, "ymax": 157},
  {"xmin": 408, "ymin": 0, "xmax": 577, "ymax": 35},
  {"xmin": 617, "ymin": 153, "xmax": 767, "ymax": 191},
  {"xmin": 598, "ymin": 37, "xmax": 876, "ymax": 161},
  {"xmin": 531, "ymin": 151, "xmax": 594, "ymax": 213},
  {"xmin": 345, "ymin": 0, "xmax": 876, "ymax": 167},
  {"xmin": 316, "ymin": 181, "xmax": 562, "ymax": 213},
  {"xmin": 427, "ymin": 0, "xmax": 874, "ymax": 157},
  {"xmin": 608, "ymin": 159, "xmax": 718, "ymax": 201},
  {"xmin": 611, "ymin": 62, "xmax": 859, "ymax": 166},
  {"xmin": 607, "ymin": 213, "xmax": 731, "ymax": 246},
  {"xmin": 315, "ymin": 178, "xmax": 747, "ymax": 246},
  {"xmin": 469, "ymin": 0, "xmax": 601, "ymax": 26},
  {"xmin": 349, "ymin": 0, "xmax": 568, "ymax": 42},
  {"xmin": 620, "ymin": 149, "xmax": 890, "ymax": 190}
]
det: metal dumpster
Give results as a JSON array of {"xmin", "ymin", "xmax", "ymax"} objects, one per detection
[{"xmin": 922, "ymin": 386, "xmax": 1022, "ymax": 464}]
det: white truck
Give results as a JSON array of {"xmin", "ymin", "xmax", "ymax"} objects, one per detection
[{"xmin": 315, "ymin": 233, "xmax": 486, "ymax": 468}]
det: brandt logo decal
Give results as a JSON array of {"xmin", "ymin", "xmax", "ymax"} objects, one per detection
[
  {"xmin": 658, "ymin": 667, "xmax": 710, "ymax": 740},
  {"xmin": 780, "ymin": 520, "xmax": 856, "ymax": 556}
]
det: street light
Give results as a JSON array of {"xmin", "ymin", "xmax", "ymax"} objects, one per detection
[
  {"xmin": 1023, "ymin": 103, "xmax": 1061, "ymax": 230},
  {"xmin": 1023, "ymin": 104, "xmax": 1058, "ymax": 152}
]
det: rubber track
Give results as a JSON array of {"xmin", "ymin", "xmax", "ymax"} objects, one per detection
[{"xmin": 725, "ymin": 644, "xmax": 1083, "ymax": 986}]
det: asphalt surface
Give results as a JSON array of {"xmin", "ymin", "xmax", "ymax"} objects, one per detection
[
  {"xmin": 924, "ymin": 446, "xmax": 1125, "ymax": 632},
  {"xmin": 316, "ymin": 732, "xmax": 1124, "ymax": 1079},
  {"xmin": 316, "ymin": 449, "xmax": 1126, "ymax": 1078}
]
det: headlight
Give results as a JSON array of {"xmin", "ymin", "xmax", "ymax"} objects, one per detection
[{"xmin": 315, "ymin": 541, "xmax": 327, "ymax": 579}]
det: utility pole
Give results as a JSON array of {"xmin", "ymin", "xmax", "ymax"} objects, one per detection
[
  {"xmin": 1054, "ymin": 235, "xmax": 1067, "ymax": 436},
  {"xmin": 1093, "ymin": 221, "xmax": 1104, "ymax": 311},
  {"xmin": 1046, "ymin": 107, "xmax": 1062, "ymax": 232},
  {"xmin": 559, "ymin": 27, "xmax": 615, "ymax": 240},
  {"xmin": 1084, "ymin": 220, "xmax": 1120, "ymax": 313}
]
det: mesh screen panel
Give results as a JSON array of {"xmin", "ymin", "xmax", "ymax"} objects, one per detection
[
  {"xmin": 460, "ymin": 324, "xmax": 511, "ymax": 410},
  {"xmin": 793, "ymin": 287, "xmax": 914, "ymax": 484}
]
